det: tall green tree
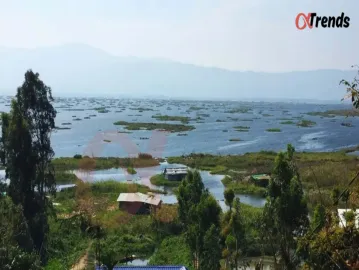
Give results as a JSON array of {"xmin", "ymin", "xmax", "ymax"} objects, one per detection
[
  {"xmin": 222, "ymin": 197, "xmax": 245, "ymax": 269},
  {"xmin": 224, "ymin": 188, "xmax": 235, "ymax": 211},
  {"xmin": 262, "ymin": 144, "xmax": 309, "ymax": 269},
  {"xmin": 0, "ymin": 70, "xmax": 57, "ymax": 264},
  {"xmin": 177, "ymin": 170, "xmax": 222, "ymax": 269}
]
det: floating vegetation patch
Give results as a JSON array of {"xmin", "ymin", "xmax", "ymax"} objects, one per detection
[
  {"xmin": 130, "ymin": 107, "xmax": 154, "ymax": 111},
  {"xmin": 266, "ymin": 128, "xmax": 281, "ymax": 132},
  {"xmin": 239, "ymin": 119, "xmax": 253, "ymax": 122},
  {"xmin": 280, "ymin": 121, "xmax": 295, "ymax": 125},
  {"xmin": 262, "ymin": 114, "xmax": 273, "ymax": 117},
  {"xmin": 73, "ymin": 118, "xmax": 82, "ymax": 121},
  {"xmin": 188, "ymin": 106, "xmax": 203, "ymax": 111},
  {"xmin": 233, "ymin": 126, "xmax": 250, "ymax": 130},
  {"xmin": 84, "ymin": 117, "xmax": 90, "ymax": 119},
  {"xmin": 177, "ymin": 133, "xmax": 188, "ymax": 136},
  {"xmin": 113, "ymin": 121, "xmax": 195, "ymax": 132},
  {"xmin": 103, "ymin": 139, "xmax": 111, "ymax": 143},
  {"xmin": 152, "ymin": 115, "xmax": 190, "ymax": 124},
  {"xmin": 222, "ymin": 130, "xmax": 228, "ymax": 132},
  {"xmin": 297, "ymin": 120, "xmax": 316, "ymax": 127},
  {"xmin": 216, "ymin": 119, "xmax": 226, "ymax": 122},
  {"xmin": 118, "ymin": 131, "xmax": 132, "ymax": 134},
  {"xmin": 197, "ymin": 113, "xmax": 210, "ymax": 117},
  {"xmin": 225, "ymin": 108, "xmax": 251, "ymax": 114},
  {"xmin": 140, "ymin": 137, "xmax": 149, "ymax": 140},
  {"xmin": 307, "ymin": 109, "xmax": 359, "ymax": 117},
  {"xmin": 62, "ymin": 123, "xmax": 72, "ymax": 125}
]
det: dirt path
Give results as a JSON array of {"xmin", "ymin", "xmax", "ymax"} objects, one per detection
[{"xmin": 71, "ymin": 242, "xmax": 92, "ymax": 270}]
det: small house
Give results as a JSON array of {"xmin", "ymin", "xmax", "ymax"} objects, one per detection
[
  {"xmin": 250, "ymin": 174, "xmax": 271, "ymax": 187},
  {"xmin": 116, "ymin": 192, "xmax": 162, "ymax": 215},
  {"xmin": 163, "ymin": 167, "xmax": 187, "ymax": 181}
]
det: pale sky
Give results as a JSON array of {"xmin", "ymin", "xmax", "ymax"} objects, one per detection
[{"xmin": 0, "ymin": 0, "xmax": 358, "ymax": 72}]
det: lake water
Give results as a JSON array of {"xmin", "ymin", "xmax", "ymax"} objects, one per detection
[{"xmin": 0, "ymin": 97, "xmax": 357, "ymax": 158}]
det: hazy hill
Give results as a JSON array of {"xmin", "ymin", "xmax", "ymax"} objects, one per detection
[{"xmin": 0, "ymin": 44, "xmax": 355, "ymax": 101}]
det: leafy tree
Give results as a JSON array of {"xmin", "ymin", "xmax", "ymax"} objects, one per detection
[
  {"xmin": 0, "ymin": 70, "xmax": 57, "ymax": 263},
  {"xmin": 178, "ymin": 170, "xmax": 204, "ymax": 226},
  {"xmin": 224, "ymin": 188, "xmax": 235, "ymax": 211},
  {"xmin": 310, "ymin": 204, "xmax": 326, "ymax": 232},
  {"xmin": 0, "ymin": 196, "xmax": 41, "ymax": 269},
  {"xmin": 177, "ymin": 170, "xmax": 222, "ymax": 269},
  {"xmin": 200, "ymin": 224, "xmax": 221, "ymax": 270},
  {"xmin": 262, "ymin": 144, "xmax": 309, "ymax": 269},
  {"xmin": 221, "ymin": 198, "xmax": 245, "ymax": 269}
]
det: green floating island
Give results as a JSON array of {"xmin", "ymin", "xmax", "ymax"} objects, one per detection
[
  {"xmin": 103, "ymin": 139, "xmax": 111, "ymax": 143},
  {"xmin": 229, "ymin": 138, "xmax": 241, "ymax": 142},
  {"xmin": 73, "ymin": 118, "xmax": 82, "ymax": 121},
  {"xmin": 130, "ymin": 107, "xmax": 154, "ymax": 111},
  {"xmin": 297, "ymin": 120, "xmax": 316, "ymax": 127},
  {"xmin": 224, "ymin": 108, "xmax": 251, "ymax": 113},
  {"xmin": 280, "ymin": 120, "xmax": 295, "ymax": 125},
  {"xmin": 113, "ymin": 121, "xmax": 195, "ymax": 132},
  {"xmin": 266, "ymin": 128, "xmax": 281, "ymax": 132},
  {"xmin": 234, "ymin": 125, "xmax": 250, "ymax": 129},
  {"xmin": 216, "ymin": 119, "xmax": 226, "ymax": 122},
  {"xmin": 307, "ymin": 109, "xmax": 359, "ymax": 117},
  {"xmin": 152, "ymin": 114, "xmax": 190, "ymax": 124}
]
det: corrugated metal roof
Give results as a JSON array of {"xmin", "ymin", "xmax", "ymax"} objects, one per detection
[
  {"xmin": 116, "ymin": 192, "xmax": 161, "ymax": 206},
  {"xmin": 164, "ymin": 167, "xmax": 188, "ymax": 175},
  {"xmin": 96, "ymin": 266, "xmax": 188, "ymax": 270}
]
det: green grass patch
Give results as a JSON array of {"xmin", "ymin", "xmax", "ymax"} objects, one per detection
[
  {"xmin": 150, "ymin": 174, "xmax": 181, "ymax": 187},
  {"xmin": 52, "ymin": 155, "xmax": 159, "ymax": 171},
  {"xmin": 266, "ymin": 128, "xmax": 281, "ymax": 132},
  {"xmin": 225, "ymin": 108, "xmax": 251, "ymax": 113},
  {"xmin": 149, "ymin": 235, "xmax": 194, "ymax": 269},
  {"xmin": 234, "ymin": 126, "xmax": 250, "ymax": 129},
  {"xmin": 55, "ymin": 171, "xmax": 78, "ymax": 184},
  {"xmin": 307, "ymin": 109, "xmax": 359, "ymax": 117},
  {"xmin": 221, "ymin": 176, "xmax": 266, "ymax": 196},
  {"xmin": 127, "ymin": 167, "xmax": 137, "ymax": 174},
  {"xmin": 297, "ymin": 120, "xmax": 316, "ymax": 127},
  {"xmin": 280, "ymin": 120, "xmax": 295, "ymax": 125},
  {"xmin": 113, "ymin": 121, "xmax": 195, "ymax": 132},
  {"xmin": 152, "ymin": 115, "xmax": 190, "ymax": 124}
]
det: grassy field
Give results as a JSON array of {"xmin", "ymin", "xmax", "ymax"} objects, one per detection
[
  {"xmin": 221, "ymin": 176, "xmax": 266, "ymax": 196},
  {"xmin": 113, "ymin": 121, "xmax": 195, "ymax": 132},
  {"xmin": 150, "ymin": 174, "xmax": 182, "ymax": 187},
  {"xmin": 167, "ymin": 151, "xmax": 359, "ymax": 200}
]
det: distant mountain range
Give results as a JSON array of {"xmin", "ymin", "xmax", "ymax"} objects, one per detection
[{"xmin": 0, "ymin": 44, "xmax": 356, "ymax": 101}]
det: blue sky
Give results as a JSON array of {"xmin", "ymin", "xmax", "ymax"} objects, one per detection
[{"xmin": 0, "ymin": 0, "xmax": 358, "ymax": 72}]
